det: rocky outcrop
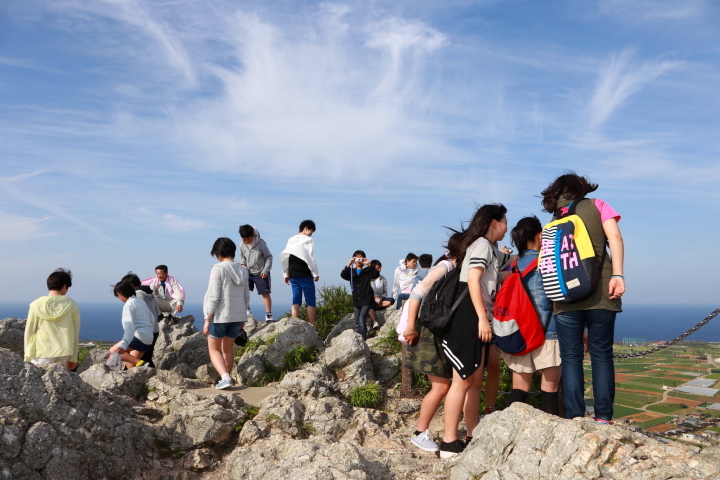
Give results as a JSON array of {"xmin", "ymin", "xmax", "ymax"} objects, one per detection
[
  {"xmin": 79, "ymin": 363, "xmax": 156, "ymax": 398},
  {"xmin": 278, "ymin": 363, "xmax": 339, "ymax": 397},
  {"xmin": 0, "ymin": 348, "xmax": 195, "ymax": 480},
  {"xmin": 449, "ymin": 402, "xmax": 720, "ymax": 480},
  {"xmin": 75, "ymin": 347, "xmax": 109, "ymax": 374},
  {"xmin": 154, "ymin": 314, "xmax": 198, "ymax": 353},
  {"xmin": 154, "ymin": 332, "xmax": 209, "ymax": 371},
  {"xmin": 323, "ymin": 329, "xmax": 375, "ymax": 393},
  {"xmin": 0, "ymin": 318, "xmax": 25, "ymax": 356},
  {"xmin": 324, "ymin": 313, "xmax": 355, "ymax": 345}
]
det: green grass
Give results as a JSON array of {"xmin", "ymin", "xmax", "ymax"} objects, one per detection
[
  {"xmin": 614, "ymin": 392, "xmax": 662, "ymax": 408},
  {"xmin": 375, "ymin": 325, "xmax": 402, "ymax": 356},
  {"xmin": 235, "ymin": 406, "xmax": 260, "ymax": 432},
  {"xmin": 705, "ymin": 372, "xmax": 720, "ymax": 379},
  {"xmin": 348, "ymin": 383, "xmax": 383, "ymax": 408},
  {"xmin": 616, "ymin": 383, "xmax": 666, "ymax": 393},
  {"xmin": 667, "ymin": 392, "xmax": 703, "ymax": 401},
  {"xmin": 612, "ymin": 405, "xmax": 643, "ymax": 418},
  {"xmin": 635, "ymin": 416, "xmax": 673, "ymax": 428},
  {"xmin": 411, "ymin": 371, "xmax": 432, "ymax": 395},
  {"xmin": 251, "ymin": 345, "xmax": 319, "ymax": 386},
  {"xmin": 235, "ymin": 334, "xmax": 278, "ymax": 358},
  {"xmin": 646, "ymin": 403, "xmax": 688, "ymax": 414},
  {"xmin": 620, "ymin": 375, "xmax": 683, "ymax": 386},
  {"xmin": 293, "ymin": 285, "xmax": 354, "ymax": 340}
]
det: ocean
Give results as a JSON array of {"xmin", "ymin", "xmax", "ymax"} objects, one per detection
[{"xmin": 2, "ymin": 302, "xmax": 719, "ymax": 343}]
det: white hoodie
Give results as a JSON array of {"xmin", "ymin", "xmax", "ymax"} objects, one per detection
[
  {"xmin": 280, "ymin": 234, "xmax": 319, "ymax": 279},
  {"xmin": 392, "ymin": 260, "xmax": 418, "ymax": 299},
  {"xmin": 203, "ymin": 261, "xmax": 250, "ymax": 324}
]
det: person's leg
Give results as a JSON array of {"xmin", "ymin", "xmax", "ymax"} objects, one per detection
[
  {"xmin": 367, "ymin": 307, "xmax": 377, "ymax": 325},
  {"xmin": 208, "ymin": 336, "xmax": 229, "ymax": 376},
  {"xmin": 443, "ymin": 369, "xmax": 476, "ymax": 443},
  {"xmin": 395, "ymin": 293, "xmax": 410, "ymax": 310},
  {"xmin": 123, "ymin": 349, "xmax": 144, "ymax": 368},
  {"xmin": 262, "ymin": 294, "xmax": 272, "ymax": 314},
  {"xmin": 484, "ymin": 345, "xmax": 501, "ymax": 411},
  {"xmin": 354, "ymin": 306, "xmax": 369, "ymax": 340},
  {"xmin": 306, "ymin": 306, "xmax": 316, "ymax": 325},
  {"xmin": 302, "ymin": 277, "xmax": 317, "ymax": 325},
  {"xmin": 586, "ymin": 309, "xmax": 617, "ymax": 421},
  {"xmin": 507, "ymin": 371, "xmax": 532, "ymax": 406},
  {"xmin": 155, "ymin": 297, "xmax": 172, "ymax": 314},
  {"xmin": 290, "ymin": 278, "xmax": 302, "ymax": 319},
  {"xmin": 463, "ymin": 360, "xmax": 487, "ymax": 438},
  {"xmin": 554, "ymin": 310, "xmax": 587, "ymax": 419},
  {"xmin": 145, "ymin": 332, "xmax": 159, "ymax": 368},
  {"xmin": 221, "ymin": 336, "xmax": 235, "ymax": 374},
  {"xmin": 379, "ymin": 299, "xmax": 393, "ymax": 308},
  {"xmin": 539, "ymin": 366, "xmax": 562, "ymax": 416},
  {"xmin": 416, "ymin": 375, "xmax": 451, "ymax": 432}
]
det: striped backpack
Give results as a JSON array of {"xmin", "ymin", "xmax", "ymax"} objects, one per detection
[{"xmin": 538, "ymin": 198, "xmax": 606, "ymax": 303}]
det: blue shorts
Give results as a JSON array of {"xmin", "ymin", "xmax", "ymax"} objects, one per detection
[
  {"xmin": 290, "ymin": 276, "xmax": 316, "ymax": 307},
  {"xmin": 248, "ymin": 273, "xmax": 271, "ymax": 295},
  {"xmin": 128, "ymin": 337, "xmax": 152, "ymax": 352},
  {"xmin": 208, "ymin": 321, "xmax": 243, "ymax": 339}
]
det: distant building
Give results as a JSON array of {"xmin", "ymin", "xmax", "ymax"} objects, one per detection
[
  {"xmin": 681, "ymin": 433, "xmax": 713, "ymax": 446},
  {"xmin": 707, "ymin": 403, "xmax": 720, "ymax": 412}
]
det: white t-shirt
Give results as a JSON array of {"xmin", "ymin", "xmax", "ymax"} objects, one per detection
[{"xmin": 459, "ymin": 237, "xmax": 512, "ymax": 312}]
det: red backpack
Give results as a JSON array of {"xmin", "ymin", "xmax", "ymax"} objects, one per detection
[{"xmin": 492, "ymin": 258, "xmax": 546, "ymax": 356}]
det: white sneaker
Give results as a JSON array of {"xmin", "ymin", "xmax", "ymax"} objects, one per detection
[
  {"xmin": 265, "ymin": 312, "xmax": 274, "ymax": 322},
  {"xmin": 246, "ymin": 309, "xmax": 253, "ymax": 318},
  {"xmin": 411, "ymin": 430, "xmax": 439, "ymax": 452}
]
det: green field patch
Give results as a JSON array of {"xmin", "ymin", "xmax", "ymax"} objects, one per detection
[
  {"xmin": 666, "ymin": 392, "xmax": 703, "ymax": 401},
  {"xmin": 614, "ymin": 392, "xmax": 662, "ymax": 408},
  {"xmin": 635, "ymin": 416, "xmax": 674, "ymax": 428},
  {"xmin": 620, "ymin": 376, "xmax": 681, "ymax": 386},
  {"xmin": 617, "ymin": 382, "xmax": 665, "ymax": 393},
  {"xmin": 613, "ymin": 405, "xmax": 643, "ymax": 418},
  {"xmin": 647, "ymin": 403, "xmax": 687, "ymax": 414},
  {"xmin": 705, "ymin": 372, "xmax": 720, "ymax": 379}
]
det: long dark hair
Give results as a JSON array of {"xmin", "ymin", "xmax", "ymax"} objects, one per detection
[
  {"xmin": 540, "ymin": 172, "xmax": 598, "ymax": 213},
  {"xmin": 511, "ymin": 216, "xmax": 542, "ymax": 255},
  {"xmin": 446, "ymin": 204, "xmax": 507, "ymax": 259}
]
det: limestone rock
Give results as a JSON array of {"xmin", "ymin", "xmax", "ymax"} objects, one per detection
[
  {"xmin": 236, "ymin": 354, "xmax": 267, "ymax": 386},
  {"xmin": 370, "ymin": 353, "xmax": 401, "ymax": 386},
  {"xmin": 387, "ymin": 398, "xmax": 422, "ymax": 414},
  {"xmin": 0, "ymin": 318, "xmax": 25, "ymax": 356},
  {"xmin": 337, "ymin": 356, "xmax": 376, "ymax": 393},
  {"xmin": 151, "ymin": 369, "xmax": 208, "ymax": 390},
  {"xmin": 324, "ymin": 313, "xmax": 355, "ymax": 345},
  {"xmin": 324, "ymin": 330, "xmax": 370, "ymax": 369},
  {"xmin": 261, "ymin": 318, "xmax": 323, "ymax": 368},
  {"xmin": 221, "ymin": 435, "xmax": 397, "ymax": 480},
  {"xmin": 154, "ymin": 331, "xmax": 210, "ymax": 371},
  {"xmin": 449, "ymin": 402, "xmax": 720, "ymax": 480},
  {"xmin": 278, "ymin": 363, "xmax": 338, "ymax": 398},
  {"xmin": 195, "ymin": 364, "xmax": 220, "ymax": 384},
  {"xmin": 243, "ymin": 316, "xmax": 268, "ymax": 338},
  {"xmin": 180, "ymin": 448, "xmax": 215, "ymax": 471},
  {"xmin": 255, "ymin": 394, "xmax": 305, "ymax": 437},
  {"xmin": 75, "ymin": 348, "xmax": 109, "ymax": 374},
  {"xmin": 171, "ymin": 362, "xmax": 197, "ymax": 379},
  {"xmin": 153, "ymin": 314, "xmax": 198, "ymax": 353},
  {"xmin": 0, "ymin": 349, "xmax": 194, "ymax": 479},
  {"xmin": 79, "ymin": 363, "xmax": 156, "ymax": 399}
]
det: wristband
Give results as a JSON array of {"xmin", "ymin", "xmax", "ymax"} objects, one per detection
[{"xmin": 611, "ymin": 275, "xmax": 624, "ymax": 279}]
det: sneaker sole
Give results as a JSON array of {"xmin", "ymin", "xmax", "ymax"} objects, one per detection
[
  {"xmin": 411, "ymin": 442, "xmax": 440, "ymax": 453},
  {"xmin": 439, "ymin": 450, "xmax": 460, "ymax": 459},
  {"xmin": 216, "ymin": 383, "xmax": 232, "ymax": 390}
]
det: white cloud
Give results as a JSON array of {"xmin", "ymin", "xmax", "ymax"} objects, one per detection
[
  {"xmin": 586, "ymin": 49, "xmax": 681, "ymax": 129},
  {"xmin": 0, "ymin": 211, "xmax": 57, "ymax": 242},
  {"xmin": 598, "ymin": 0, "xmax": 708, "ymax": 20},
  {"xmin": 131, "ymin": 207, "xmax": 208, "ymax": 232}
]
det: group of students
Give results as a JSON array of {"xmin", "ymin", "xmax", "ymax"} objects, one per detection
[{"xmin": 395, "ymin": 173, "xmax": 625, "ymax": 458}]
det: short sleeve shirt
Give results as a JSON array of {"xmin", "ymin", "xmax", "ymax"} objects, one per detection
[{"xmin": 460, "ymin": 237, "xmax": 512, "ymax": 313}]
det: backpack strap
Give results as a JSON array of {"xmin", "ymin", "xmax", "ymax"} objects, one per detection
[
  {"xmin": 451, "ymin": 254, "xmax": 469, "ymax": 313},
  {"xmin": 553, "ymin": 197, "xmax": 588, "ymax": 220},
  {"xmin": 519, "ymin": 257, "xmax": 538, "ymax": 277}
]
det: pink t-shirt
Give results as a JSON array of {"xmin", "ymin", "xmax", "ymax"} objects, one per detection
[{"xmin": 594, "ymin": 199, "xmax": 621, "ymax": 224}]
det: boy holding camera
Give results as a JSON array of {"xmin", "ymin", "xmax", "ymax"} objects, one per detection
[{"xmin": 340, "ymin": 250, "xmax": 380, "ymax": 340}]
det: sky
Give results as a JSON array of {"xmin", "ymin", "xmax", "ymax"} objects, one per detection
[{"xmin": 1, "ymin": 0, "xmax": 719, "ymax": 309}]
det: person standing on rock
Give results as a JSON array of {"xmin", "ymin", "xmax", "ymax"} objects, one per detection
[
  {"xmin": 203, "ymin": 237, "xmax": 250, "ymax": 390},
  {"xmin": 121, "ymin": 272, "xmax": 160, "ymax": 368},
  {"xmin": 502, "ymin": 217, "xmax": 561, "ymax": 415},
  {"xmin": 280, "ymin": 220, "xmax": 319, "ymax": 325},
  {"xmin": 141, "ymin": 265, "xmax": 185, "ymax": 319},
  {"xmin": 24, "ymin": 268, "xmax": 81, "ymax": 370},
  {"xmin": 441, "ymin": 204, "xmax": 514, "ymax": 458},
  {"xmin": 340, "ymin": 250, "xmax": 380, "ymax": 340},
  {"xmin": 239, "ymin": 224, "xmax": 274, "ymax": 322},
  {"xmin": 539, "ymin": 173, "xmax": 625, "ymax": 424},
  {"xmin": 392, "ymin": 253, "xmax": 418, "ymax": 310}
]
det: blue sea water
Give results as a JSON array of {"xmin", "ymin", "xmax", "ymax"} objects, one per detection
[{"xmin": 2, "ymin": 302, "xmax": 719, "ymax": 343}]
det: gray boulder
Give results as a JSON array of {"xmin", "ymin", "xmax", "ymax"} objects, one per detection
[
  {"xmin": 0, "ymin": 318, "xmax": 25, "ymax": 356},
  {"xmin": 79, "ymin": 363, "xmax": 156, "ymax": 399},
  {"xmin": 161, "ymin": 391, "xmax": 245, "ymax": 447},
  {"xmin": 324, "ymin": 330, "xmax": 370, "ymax": 369},
  {"xmin": 154, "ymin": 331, "xmax": 209, "ymax": 371},
  {"xmin": 195, "ymin": 364, "xmax": 220, "ymax": 384},
  {"xmin": 337, "ymin": 356, "xmax": 376, "ymax": 393},
  {"xmin": 257, "ymin": 318, "xmax": 323, "ymax": 368},
  {"xmin": 236, "ymin": 355, "xmax": 267, "ymax": 386},
  {"xmin": 153, "ymin": 314, "xmax": 198, "ymax": 353},
  {"xmin": 324, "ymin": 313, "xmax": 355, "ymax": 345},
  {"xmin": 75, "ymin": 348, "xmax": 109, "ymax": 374},
  {"xmin": 449, "ymin": 402, "xmax": 720, "ymax": 480},
  {"xmin": 0, "ymin": 348, "xmax": 195, "ymax": 479},
  {"xmin": 278, "ymin": 363, "xmax": 338, "ymax": 398}
]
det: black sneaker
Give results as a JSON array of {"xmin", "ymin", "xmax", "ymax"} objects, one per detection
[{"xmin": 439, "ymin": 439, "xmax": 466, "ymax": 459}]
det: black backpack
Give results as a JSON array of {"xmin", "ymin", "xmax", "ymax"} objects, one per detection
[{"xmin": 418, "ymin": 261, "xmax": 468, "ymax": 336}]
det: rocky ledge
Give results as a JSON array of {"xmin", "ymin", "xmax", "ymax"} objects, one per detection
[{"xmin": 2, "ymin": 313, "xmax": 720, "ymax": 479}]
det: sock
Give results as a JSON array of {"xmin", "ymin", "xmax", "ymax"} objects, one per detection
[
  {"xmin": 541, "ymin": 390, "xmax": 559, "ymax": 416},
  {"xmin": 221, "ymin": 373, "xmax": 231, "ymax": 381},
  {"xmin": 507, "ymin": 389, "xmax": 529, "ymax": 406},
  {"xmin": 413, "ymin": 430, "xmax": 423, "ymax": 436}
]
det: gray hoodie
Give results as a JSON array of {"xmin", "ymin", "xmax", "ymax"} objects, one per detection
[
  {"xmin": 203, "ymin": 261, "xmax": 250, "ymax": 324},
  {"xmin": 239, "ymin": 227, "xmax": 273, "ymax": 275}
]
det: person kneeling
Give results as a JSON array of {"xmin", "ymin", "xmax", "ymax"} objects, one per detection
[{"xmin": 110, "ymin": 281, "xmax": 155, "ymax": 369}]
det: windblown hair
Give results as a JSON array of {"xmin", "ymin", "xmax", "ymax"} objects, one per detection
[
  {"xmin": 121, "ymin": 272, "xmax": 141, "ymax": 288},
  {"xmin": 540, "ymin": 172, "xmax": 598, "ymax": 213},
  {"xmin": 113, "ymin": 281, "xmax": 136, "ymax": 299},
  {"xmin": 446, "ymin": 204, "xmax": 507, "ymax": 259},
  {"xmin": 47, "ymin": 268, "xmax": 72, "ymax": 291},
  {"xmin": 299, "ymin": 219, "xmax": 316, "ymax": 232},
  {"xmin": 418, "ymin": 254, "xmax": 433, "ymax": 269},
  {"xmin": 211, "ymin": 237, "xmax": 236, "ymax": 259},
  {"xmin": 511, "ymin": 216, "xmax": 543, "ymax": 255}
]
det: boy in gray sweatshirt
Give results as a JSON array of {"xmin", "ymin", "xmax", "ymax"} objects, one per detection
[{"xmin": 239, "ymin": 224, "xmax": 274, "ymax": 321}]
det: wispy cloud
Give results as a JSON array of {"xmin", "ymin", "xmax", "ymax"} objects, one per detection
[
  {"xmin": 130, "ymin": 207, "xmax": 209, "ymax": 232},
  {"xmin": 598, "ymin": 0, "xmax": 708, "ymax": 21},
  {"xmin": 586, "ymin": 49, "xmax": 681, "ymax": 129},
  {"xmin": 0, "ymin": 211, "xmax": 57, "ymax": 242}
]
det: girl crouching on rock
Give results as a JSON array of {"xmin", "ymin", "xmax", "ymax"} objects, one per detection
[
  {"xmin": 110, "ymin": 281, "xmax": 155, "ymax": 369},
  {"xmin": 502, "ymin": 216, "xmax": 561, "ymax": 414}
]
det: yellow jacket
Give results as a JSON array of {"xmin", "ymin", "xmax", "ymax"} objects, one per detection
[{"xmin": 24, "ymin": 296, "xmax": 81, "ymax": 362}]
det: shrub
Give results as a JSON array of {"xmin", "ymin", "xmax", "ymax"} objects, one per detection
[
  {"xmin": 234, "ymin": 406, "xmax": 260, "ymax": 432},
  {"xmin": 411, "ymin": 371, "xmax": 431, "ymax": 395},
  {"xmin": 348, "ymin": 382, "xmax": 383, "ymax": 408},
  {"xmin": 292, "ymin": 285, "xmax": 353, "ymax": 339},
  {"xmin": 375, "ymin": 326, "xmax": 402, "ymax": 356},
  {"xmin": 251, "ymin": 345, "xmax": 319, "ymax": 387}
]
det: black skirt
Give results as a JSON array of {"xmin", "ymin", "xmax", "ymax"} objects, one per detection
[{"xmin": 441, "ymin": 282, "xmax": 489, "ymax": 379}]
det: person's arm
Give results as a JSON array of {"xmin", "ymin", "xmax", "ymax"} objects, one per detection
[
  {"xmin": 261, "ymin": 241, "xmax": 273, "ymax": 276},
  {"xmin": 467, "ymin": 267, "xmax": 492, "ymax": 343},
  {"xmin": 23, "ymin": 308, "xmax": 37, "ymax": 362},
  {"xmin": 368, "ymin": 267, "xmax": 380, "ymax": 280},
  {"xmin": 205, "ymin": 267, "xmax": 222, "ymax": 320},
  {"xmin": 404, "ymin": 263, "xmax": 450, "ymax": 344},
  {"xmin": 118, "ymin": 303, "xmax": 135, "ymax": 351},
  {"xmin": 340, "ymin": 266, "xmax": 352, "ymax": 281},
  {"xmin": 239, "ymin": 246, "xmax": 248, "ymax": 268},
  {"xmin": 69, "ymin": 304, "xmax": 80, "ymax": 366},
  {"xmin": 403, "ymin": 298, "xmax": 421, "ymax": 345},
  {"xmin": 170, "ymin": 277, "xmax": 185, "ymax": 305},
  {"xmin": 392, "ymin": 268, "xmax": 400, "ymax": 299},
  {"xmin": 603, "ymin": 218, "xmax": 625, "ymax": 299}
]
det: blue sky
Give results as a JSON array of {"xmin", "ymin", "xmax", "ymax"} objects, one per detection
[{"xmin": 1, "ymin": 0, "xmax": 719, "ymax": 309}]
